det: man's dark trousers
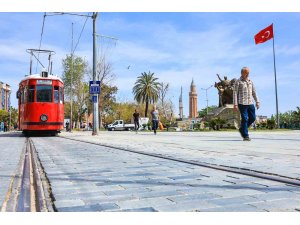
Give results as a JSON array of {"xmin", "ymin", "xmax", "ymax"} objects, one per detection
[{"xmin": 238, "ymin": 104, "xmax": 256, "ymax": 138}]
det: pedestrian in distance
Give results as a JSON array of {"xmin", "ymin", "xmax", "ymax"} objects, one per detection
[
  {"xmin": 233, "ymin": 67, "xmax": 260, "ymax": 141},
  {"xmin": 133, "ymin": 109, "xmax": 140, "ymax": 134},
  {"xmin": 4, "ymin": 121, "xmax": 8, "ymax": 132},
  {"xmin": 65, "ymin": 121, "xmax": 70, "ymax": 132},
  {"xmin": 151, "ymin": 105, "xmax": 159, "ymax": 135}
]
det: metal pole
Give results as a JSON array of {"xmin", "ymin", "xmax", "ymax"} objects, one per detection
[
  {"xmin": 92, "ymin": 12, "xmax": 99, "ymax": 135},
  {"xmin": 206, "ymin": 90, "xmax": 208, "ymax": 115},
  {"xmin": 70, "ymin": 22, "xmax": 73, "ymax": 132},
  {"xmin": 9, "ymin": 106, "xmax": 11, "ymax": 131},
  {"xmin": 202, "ymin": 85, "xmax": 213, "ymax": 116},
  {"xmin": 272, "ymin": 30, "xmax": 280, "ymax": 128},
  {"xmin": 86, "ymin": 99, "xmax": 89, "ymax": 131}
]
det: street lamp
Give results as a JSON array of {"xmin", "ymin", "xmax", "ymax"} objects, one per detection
[{"xmin": 201, "ymin": 85, "xmax": 213, "ymax": 115}]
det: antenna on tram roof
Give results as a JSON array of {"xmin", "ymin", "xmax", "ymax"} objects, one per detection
[{"xmin": 26, "ymin": 49, "xmax": 56, "ymax": 75}]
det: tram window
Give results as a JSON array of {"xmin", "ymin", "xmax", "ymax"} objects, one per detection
[
  {"xmin": 21, "ymin": 88, "xmax": 24, "ymax": 104},
  {"xmin": 36, "ymin": 85, "xmax": 52, "ymax": 102},
  {"xmin": 54, "ymin": 86, "xmax": 59, "ymax": 103},
  {"xmin": 59, "ymin": 87, "xmax": 63, "ymax": 104},
  {"xmin": 23, "ymin": 87, "xmax": 27, "ymax": 103},
  {"xmin": 28, "ymin": 86, "xmax": 35, "ymax": 102}
]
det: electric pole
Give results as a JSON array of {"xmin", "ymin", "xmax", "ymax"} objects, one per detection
[
  {"xmin": 70, "ymin": 22, "xmax": 74, "ymax": 132},
  {"xmin": 92, "ymin": 12, "xmax": 99, "ymax": 135}
]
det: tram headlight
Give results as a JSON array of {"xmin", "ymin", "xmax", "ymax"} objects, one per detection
[{"xmin": 40, "ymin": 114, "xmax": 48, "ymax": 122}]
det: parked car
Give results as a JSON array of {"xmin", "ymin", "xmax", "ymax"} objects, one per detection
[{"xmin": 107, "ymin": 120, "xmax": 135, "ymax": 131}]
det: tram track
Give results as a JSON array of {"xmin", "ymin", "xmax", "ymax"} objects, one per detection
[
  {"xmin": 59, "ymin": 136, "xmax": 300, "ymax": 187},
  {"xmin": 1, "ymin": 138, "xmax": 55, "ymax": 212}
]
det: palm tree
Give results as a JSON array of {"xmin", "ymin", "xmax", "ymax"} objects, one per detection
[{"xmin": 132, "ymin": 71, "xmax": 160, "ymax": 117}]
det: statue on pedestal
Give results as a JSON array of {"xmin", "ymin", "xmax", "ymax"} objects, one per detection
[{"xmin": 214, "ymin": 74, "xmax": 237, "ymax": 107}]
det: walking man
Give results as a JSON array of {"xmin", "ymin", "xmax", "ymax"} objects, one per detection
[
  {"xmin": 151, "ymin": 105, "xmax": 159, "ymax": 135},
  {"xmin": 233, "ymin": 67, "xmax": 260, "ymax": 141},
  {"xmin": 133, "ymin": 109, "xmax": 140, "ymax": 133}
]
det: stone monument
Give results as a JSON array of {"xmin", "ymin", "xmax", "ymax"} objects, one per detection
[{"xmin": 207, "ymin": 74, "xmax": 240, "ymax": 129}]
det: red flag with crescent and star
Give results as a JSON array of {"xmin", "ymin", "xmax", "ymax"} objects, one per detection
[{"xmin": 254, "ymin": 24, "xmax": 274, "ymax": 44}]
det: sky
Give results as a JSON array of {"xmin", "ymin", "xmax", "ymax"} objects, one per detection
[{"xmin": 1, "ymin": 11, "xmax": 300, "ymax": 118}]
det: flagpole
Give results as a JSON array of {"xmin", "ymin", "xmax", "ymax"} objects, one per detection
[{"xmin": 272, "ymin": 25, "xmax": 280, "ymax": 128}]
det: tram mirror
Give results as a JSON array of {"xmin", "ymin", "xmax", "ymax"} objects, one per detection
[{"xmin": 16, "ymin": 91, "xmax": 20, "ymax": 99}]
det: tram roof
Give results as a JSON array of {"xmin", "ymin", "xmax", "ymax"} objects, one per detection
[{"xmin": 20, "ymin": 74, "xmax": 63, "ymax": 83}]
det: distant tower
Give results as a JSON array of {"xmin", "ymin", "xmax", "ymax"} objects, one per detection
[
  {"xmin": 189, "ymin": 79, "xmax": 198, "ymax": 118},
  {"xmin": 179, "ymin": 86, "xmax": 183, "ymax": 119}
]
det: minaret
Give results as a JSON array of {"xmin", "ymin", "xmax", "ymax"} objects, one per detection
[
  {"xmin": 179, "ymin": 86, "xmax": 183, "ymax": 119},
  {"xmin": 189, "ymin": 79, "xmax": 198, "ymax": 118}
]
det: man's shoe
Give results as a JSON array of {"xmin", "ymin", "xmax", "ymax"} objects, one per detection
[
  {"xmin": 238, "ymin": 128, "xmax": 245, "ymax": 138},
  {"xmin": 243, "ymin": 137, "xmax": 251, "ymax": 141}
]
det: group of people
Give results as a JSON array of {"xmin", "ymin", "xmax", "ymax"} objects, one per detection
[
  {"xmin": 132, "ymin": 66, "xmax": 260, "ymax": 141},
  {"xmin": 133, "ymin": 105, "xmax": 160, "ymax": 135}
]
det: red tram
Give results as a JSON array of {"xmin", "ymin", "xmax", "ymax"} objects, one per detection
[{"xmin": 17, "ymin": 71, "xmax": 64, "ymax": 136}]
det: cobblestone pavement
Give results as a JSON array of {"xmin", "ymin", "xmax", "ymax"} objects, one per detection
[
  {"xmin": 31, "ymin": 130, "xmax": 300, "ymax": 212},
  {"xmin": 0, "ymin": 132, "xmax": 25, "ymax": 207},
  {"xmin": 61, "ymin": 130, "xmax": 300, "ymax": 179}
]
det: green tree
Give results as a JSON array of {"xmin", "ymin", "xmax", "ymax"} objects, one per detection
[
  {"xmin": 114, "ymin": 102, "xmax": 137, "ymax": 123},
  {"xmin": 0, "ymin": 110, "xmax": 9, "ymax": 122},
  {"xmin": 267, "ymin": 117, "xmax": 276, "ymax": 129},
  {"xmin": 10, "ymin": 107, "xmax": 18, "ymax": 127},
  {"xmin": 91, "ymin": 56, "xmax": 116, "ymax": 128},
  {"xmin": 209, "ymin": 117, "xmax": 226, "ymax": 130},
  {"xmin": 279, "ymin": 111, "xmax": 294, "ymax": 128},
  {"xmin": 293, "ymin": 107, "xmax": 300, "ymax": 120},
  {"xmin": 62, "ymin": 54, "xmax": 88, "ymax": 128},
  {"xmin": 132, "ymin": 71, "xmax": 160, "ymax": 117},
  {"xmin": 198, "ymin": 105, "xmax": 218, "ymax": 118},
  {"xmin": 0, "ymin": 107, "xmax": 18, "ymax": 129},
  {"xmin": 100, "ymin": 84, "xmax": 118, "ymax": 126}
]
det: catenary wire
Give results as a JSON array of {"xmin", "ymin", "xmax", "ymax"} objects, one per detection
[{"xmin": 35, "ymin": 12, "xmax": 46, "ymax": 73}]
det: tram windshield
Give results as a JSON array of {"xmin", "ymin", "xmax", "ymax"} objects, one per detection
[{"xmin": 36, "ymin": 85, "xmax": 52, "ymax": 102}]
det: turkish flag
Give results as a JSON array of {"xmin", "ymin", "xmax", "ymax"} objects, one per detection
[{"xmin": 254, "ymin": 24, "xmax": 274, "ymax": 44}]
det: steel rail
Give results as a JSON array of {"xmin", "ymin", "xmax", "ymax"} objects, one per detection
[
  {"xmin": 1, "ymin": 138, "xmax": 55, "ymax": 212},
  {"xmin": 60, "ymin": 136, "xmax": 300, "ymax": 187}
]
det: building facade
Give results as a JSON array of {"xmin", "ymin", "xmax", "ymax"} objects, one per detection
[
  {"xmin": 0, "ymin": 82, "xmax": 11, "ymax": 111},
  {"xmin": 189, "ymin": 79, "xmax": 198, "ymax": 118}
]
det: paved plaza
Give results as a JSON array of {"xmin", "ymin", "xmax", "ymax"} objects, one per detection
[
  {"xmin": 1, "ymin": 130, "xmax": 300, "ymax": 212},
  {"xmin": 61, "ymin": 130, "xmax": 300, "ymax": 179},
  {"xmin": 0, "ymin": 133, "xmax": 25, "ymax": 208},
  {"xmin": 38, "ymin": 130, "xmax": 300, "ymax": 211}
]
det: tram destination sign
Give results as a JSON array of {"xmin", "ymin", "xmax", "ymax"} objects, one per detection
[
  {"xmin": 37, "ymin": 80, "xmax": 52, "ymax": 85},
  {"xmin": 89, "ymin": 81, "xmax": 101, "ymax": 94}
]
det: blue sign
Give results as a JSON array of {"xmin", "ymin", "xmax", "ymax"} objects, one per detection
[
  {"xmin": 92, "ymin": 95, "xmax": 97, "ymax": 103},
  {"xmin": 89, "ymin": 81, "xmax": 101, "ymax": 94}
]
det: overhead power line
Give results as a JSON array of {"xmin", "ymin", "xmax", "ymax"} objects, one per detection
[
  {"xmin": 36, "ymin": 12, "xmax": 46, "ymax": 73},
  {"xmin": 35, "ymin": 12, "xmax": 91, "ymax": 74},
  {"xmin": 72, "ymin": 13, "xmax": 90, "ymax": 55}
]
